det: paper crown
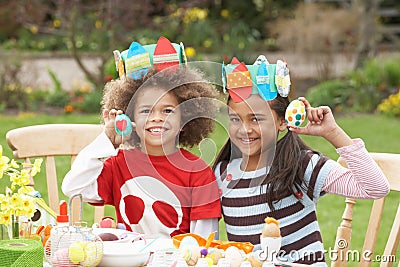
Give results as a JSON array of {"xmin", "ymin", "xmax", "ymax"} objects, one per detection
[
  {"xmin": 113, "ymin": 36, "xmax": 187, "ymax": 80},
  {"xmin": 222, "ymin": 55, "xmax": 291, "ymax": 102}
]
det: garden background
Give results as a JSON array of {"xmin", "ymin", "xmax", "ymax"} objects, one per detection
[{"xmin": 1, "ymin": 1, "xmax": 400, "ymax": 266}]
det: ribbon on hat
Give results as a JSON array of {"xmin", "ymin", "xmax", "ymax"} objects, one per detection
[
  {"xmin": 222, "ymin": 55, "xmax": 291, "ymax": 102},
  {"xmin": 113, "ymin": 36, "xmax": 187, "ymax": 80}
]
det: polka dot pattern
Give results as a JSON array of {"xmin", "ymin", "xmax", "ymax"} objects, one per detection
[
  {"xmin": 226, "ymin": 71, "xmax": 252, "ymax": 89},
  {"xmin": 285, "ymin": 99, "xmax": 306, "ymax": 127}
]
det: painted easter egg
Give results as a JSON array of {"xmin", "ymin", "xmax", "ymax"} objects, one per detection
[
  {"xmin": 224, "ymin": 246, "xmax": 244, "ymax": 267},
  {"xmin": 114, "ymin": 114, "xmax": 133, "ymax": 136},
  {"xmin": 181, "ymin": 246, "xmax": 201, "ymax": 266},
  {"xmin": 179, "ymin": 236, "xmax": 200, "ymax": 249},
  {"xmin": 285, "ymin": 99, "xmax": 306, "ymax": 127},
  {"xmin": 206, "ymin": 248, "xmax": 223, "ymax": 265}
]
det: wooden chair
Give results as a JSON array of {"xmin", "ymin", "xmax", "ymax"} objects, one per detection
[
  {"xmin": 332, "ymin": 153, "xmax": 400, "ymax": 267},
  {"xmin": 6, "ymin": 124, "xmax": 105, "ymax": 225}
]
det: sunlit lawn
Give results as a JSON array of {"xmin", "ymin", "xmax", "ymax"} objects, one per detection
[{"xmin": 0, "ymin": 112, "xmax": 399, "ymax": 266}]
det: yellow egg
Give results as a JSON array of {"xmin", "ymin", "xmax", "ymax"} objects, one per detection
[
  {"xmin": 81, "ymin": 242, "xmax": 103, "ymax": 267},
  {"xmin": 68, "ymin": 241, "xmax": 86, "ymax": 264},
  {"xmin": 204, "ymin": 257, "xmax": 213, "ymax": 266}
]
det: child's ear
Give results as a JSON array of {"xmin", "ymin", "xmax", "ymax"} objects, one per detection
[{"xmin": 278, "ymin": 118, "xmax": 287, "ymax": 132}]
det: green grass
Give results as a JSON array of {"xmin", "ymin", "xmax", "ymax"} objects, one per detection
[{"xmin": 1, "ymin": 112, "xmax": 399, "ymax": 266}]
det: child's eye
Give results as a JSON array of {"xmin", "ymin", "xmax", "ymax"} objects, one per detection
[
  {"xmin": 164, "ymin": 108, "xmax": 174, "ymax": 114},
  {"xmin": 252, "ymin": 117, "xmax": 263, "ymax": 122},
  {"xmin": 230, "ymin": 117, "xmax": 240, "ymax": 123},
  {"xmin": 140, "ymin": 109, "xmax": 151, "ymax": 114}
]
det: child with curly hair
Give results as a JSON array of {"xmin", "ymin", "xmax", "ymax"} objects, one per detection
[{"xmin": 62, "ymin": 38, "xmax": 221, "ymax": 239}]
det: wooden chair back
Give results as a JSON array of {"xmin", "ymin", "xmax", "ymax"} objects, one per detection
[
  {"xmin": 332, "ymin": 153, "xmax": 400, "ymax": 267},
  {"xmin": 6, "ymin": 124, "xmax": 105, "ymax": 224}
]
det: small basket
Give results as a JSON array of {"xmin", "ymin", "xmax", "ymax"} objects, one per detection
[{"xmin": 44, "ymin": 194, "xmax": 103, "ymax": 267}]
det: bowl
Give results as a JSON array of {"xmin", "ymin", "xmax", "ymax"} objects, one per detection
[
  {"xmin": 98, "ymin": 242, "xmax": 150, "ymax": 267},
  {"xmin": 98, "ymin": 237, "xmax": 174, "ymax": 267}
]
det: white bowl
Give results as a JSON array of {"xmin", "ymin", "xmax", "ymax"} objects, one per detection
[
  {"xmin": 98, "ymin": 237, "xmax": 174, "ymax": 267},
  {"xmin": 98, "ymin": 242, "xmax": 150, "ymax": 267}
]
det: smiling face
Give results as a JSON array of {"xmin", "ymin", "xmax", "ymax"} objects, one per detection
[
  {"xmin": 228, "ymin": 94, "xmax": 287, "ymax": 170},
  {"xmin": 133, "ymin": 87, "xmax": 181, "ymax": 156}
]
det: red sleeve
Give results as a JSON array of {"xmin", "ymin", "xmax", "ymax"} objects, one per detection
[
  {"xmin": 97, "ymin": 154, "xmax": 117, "ymax": 205},
  {"xmin": 190, "ymin": 165, "xmax": 221, "ymax": 220}
]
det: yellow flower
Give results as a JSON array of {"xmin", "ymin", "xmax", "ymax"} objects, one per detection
[
  {"xmin": 221, "ymin": 9, "xmax": 229, "ymax": 18},
  {"xmin": 10, "ymin": 194, "xmax": 21, "ymax": 206},
  {"xmin": 0, "ymin": 145, "xmax": 42, "ymax": 226},
  {"xmin": 0, "ymin": 196, "xmax": 9, "ymax": 209},
  {"xmin": 183, "ymin": 8, "xmax": 208, "ymax": 24},
  {"xmin": 377, "ymin": 90, "xmax": 400, "ymax": 116},
  {"xmin": 0, "ymin": 146, "xmax": 10, "ymax": 179},
  {"xmin": 203, "ymin": 39, "xmax": 212, "ymax": 48},
  {"xmin": 170, "ymin": 8, "xmax": 183, "ymax": 18},
  {"xmin": 53, "ymin": 19, "xmax": 61, "ymax": 28},
  {"xmin": 10, "ymin": 159, "xmax": 18, "ymax": 169},
  {"xmin": 95, "ymin": 20, "xmax": 102, "ymax": 29},
  {"xmin": 30, "ymin": 25, "xmax": 38, "ymax": 34},
  {"xmin": 185, "ymin": 47, "xmax": 196, "ymax": 58},
  {"xmin": 18, "ymin": 186, "xmax": 33, "ymax": 195},
  {"xmin": 0, "ymin": 212, "xmax": 11, "ymax": 225},
  {"xmin": 30, "ymin": 158, "xmax": 43, "ymax": 176}
]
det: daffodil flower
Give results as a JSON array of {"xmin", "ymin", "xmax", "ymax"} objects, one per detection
[
  {"xmin": 0, "ymin": 146, "xmax": 10, "ymax": 179},
  {"xmin": 30, "ymin": 158, "xmax": 43, "ymax": 176},
  {"xmin": 0, "ymin": 145, "xmax": 43, "ymax": 226}
]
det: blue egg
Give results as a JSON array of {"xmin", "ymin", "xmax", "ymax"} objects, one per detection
[{"xmin": 114, "ymin": 114, "xmax": 133, "ymax": 136}]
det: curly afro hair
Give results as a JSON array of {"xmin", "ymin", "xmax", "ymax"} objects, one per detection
[{"xmin": 101, "ymin": 66, "xmax": 219, "ymax": 148}]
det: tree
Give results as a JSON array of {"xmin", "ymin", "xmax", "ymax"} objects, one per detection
[
  {"xmin": 353, "ymin": 0, "xmax": 383, "ymax": 68},
  {"xmin": 10, "ymin": 0, "xmax": 164, "ymax": 90}
]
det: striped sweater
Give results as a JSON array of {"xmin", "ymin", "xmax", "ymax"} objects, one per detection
[{"xmin": 214, "ymin": 139, "xmax": 389, "ymax": 266}]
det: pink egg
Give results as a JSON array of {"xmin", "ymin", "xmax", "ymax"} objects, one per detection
[{"xmin": 52, "ymin": 248, "xmax": 78, "ymax": 267}]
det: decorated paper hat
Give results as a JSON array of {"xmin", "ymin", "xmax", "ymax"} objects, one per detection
[
  {"xmin": 113, "ymin": 36, "xmax": 187, "ymax": 80},
  {"xmin": 222, "ymin": 55, "xmax": 291, "ymax": 102}
]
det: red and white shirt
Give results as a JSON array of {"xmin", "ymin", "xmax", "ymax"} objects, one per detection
[{"xmin": 62, "ymin": 133, "xmax": 221, "ymax": 238}]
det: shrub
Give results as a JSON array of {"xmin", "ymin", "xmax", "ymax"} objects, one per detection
[
  {"xmin": 104, "ymin": 58, "xmax": 118, "ymax": 80},
  {"xmin": 0, "ymin": 53, "xmax": 31, "ymax": 111},
  {"xmin": 81, "ymin": 90, "xmax": 102, "ymax": 114},
  {"xmin": 305, "ymin": 80, "xmax": 352, "ymax": 112},
  {"xmin": 44, "ymin": 69, "xmax": 70, "ymax": 107},
  {"xmin": 347, "ymin": 55, "xmax": 400, "ymax": 112},
  {"xmin": 44, "ymin": 90, "xmax": 70, "ymax": 108}
]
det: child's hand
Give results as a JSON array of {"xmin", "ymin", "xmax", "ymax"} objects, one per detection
[
  {"xmin": 102, "ymin": 109, "xmax": 125, "ymax": 148},
  {"xmin": 289, "ymin": 97, "xmax": 338, "ymax": 138},
  {"xmin": 289, "ymin": 97, "xmax": 353, "ymax": 148}
]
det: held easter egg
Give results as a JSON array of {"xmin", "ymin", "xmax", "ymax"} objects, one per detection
[
  {"xmin": 114, "ymin": 114, "xmax": 133, "ymax": 136},
  {"xmin": 285, "ymin": 99, "xmax": 306, "ymax": 127}
]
